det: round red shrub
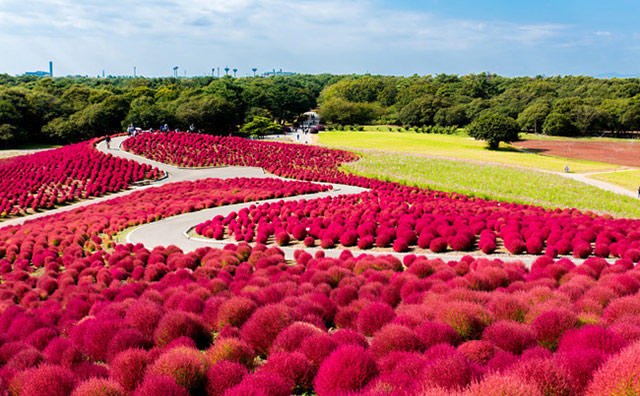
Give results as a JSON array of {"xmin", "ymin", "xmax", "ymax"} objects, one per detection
[
  {"xmin": 133, "ymin": 375, "xmax": 189, "ymax": 396},
  {"xmin": 10, "ymin": 364, "xmax": 77, "ymax": 396},
  {"xmin": 216, "ymin": 297, "xmax": 257, "ymax": 329},
  {"xmin": 205, "ymin": 361, "xmax": 247, "ymax": 396},
  {"xmin": 70, "ymin": 378, "xmax": 126, "ymax": 396},
  {"xmin": 109, "ymin": 348, "xmax": 150, "ymax": 391},
  {"xmin": 393, "ymin": 237, "xmax": 409, "ymax": 252},
  {"xmin": 206, "ymin": 337, "xmax": 255, "ymax": 368},
  {"xmin": 585, "ymin": 340, "xmax": 640, "ymax": 396},
  {"xmin": 531, "ymin": 309, "xmax": 579, "ymax": 351},
  {"xmin": 513, "ymin": 358, "xmax": 575, "ymax": 396},
  {"xmin": 415, "ymin": 321, "xmax": 461, "ymax": 348},
  {"xmin": 340, "ymin": 231, "xmax": 358, "ymax": 247},
  {"xmin": 272, "ymin": 322, "xmax": 322, "ymax": 353},
  {"xmin": 260, "ymin": 351, "xmax": 314, "ymax": 392},
  {"xmin": 224, "ymin": 372, "xmax": 292, "ymax": 396},
  {"xmin": 146, "ymin": 346, "xmax": 207, "ymax": 393},
  {"xmin": 275, "ymin": 232, "xmax": 290, "ymax": 247},
  {"xmin": 429, "ymin": 237, "xmax": 448, "ymax": 253},
  {"xmin": 357, "ymin": 302, "xmax": 396, "ymax": 337},
  {"xmin": 153, "ymin": 311, "xmax": 211, "ymax": 349},
  {"xmin": 358, "ymin": 235, "xmax": 375, "ymax": 249},
  {"xmin": 419, "ymin": 349, "xmax": 477, "ymax": 391},
  {"xmin": 463, "ymin": 373, "xmax": 542, "ymax": 396},
  {"xmin": 314, "ymin": 345, "xmax": 378, "ymax": 396},
  {"xmin": 457, "ymin": 340, "xmax": 497, "ymax": 365},
  {"xmin": 370, "ymin": 324, "xmax": 422, "ymax": 359},
  {"xmin": 241, "ymin": 304, "xmax": 293, "ymax": 357},
  {"xmin": 482, "ymin": 320, "xmax": 536, "ymax": 355},
  {"xmin": 557, "ymin": 325, "xmax": 625, "ymax": 355}
]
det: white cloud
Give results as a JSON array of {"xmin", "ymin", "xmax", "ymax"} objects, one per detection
[{"xmin": 0, "ymin": 0, "xmax": 573, "ymax": 76}]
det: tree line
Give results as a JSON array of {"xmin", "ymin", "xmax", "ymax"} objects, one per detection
[
  {"xmin": 2, "ymin": 72, "xmax": 640, "ymax": 147},
  {"xmin": 317, "ymin": 73, "xmax": 640, "ymax": 137},
  {"xmin": 0, "ymin": 74, "xmax": 332, "ymax": 147}
]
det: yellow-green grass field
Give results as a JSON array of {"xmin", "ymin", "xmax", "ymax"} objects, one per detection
[
  {"xmin": 588, "ymin": 170, "xmax": 640, "ymax": 193},
  {"xmin": 342, "ymin": 151, "xmax": 640, "ymax": 218},
  {"xmin": 318, "ymin": 130, "xmax": 619, "ymax": 173}
]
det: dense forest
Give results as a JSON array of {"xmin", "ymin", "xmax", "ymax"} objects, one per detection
[
  {"xmin": 0, "ymin": 74, "xmax": 333, "ymax": 147},
  {"xmin": 2, "ymin": 72, "xmax": 640, "ymax": 147}
]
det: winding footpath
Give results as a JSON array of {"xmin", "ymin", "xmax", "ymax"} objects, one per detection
[{"xmin": 0, "ymin": 136, "xmax": 631, "ymax": 265}]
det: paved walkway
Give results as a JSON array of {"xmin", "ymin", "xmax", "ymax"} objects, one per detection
[{"xmin": 557, "ymin": 170, "xmax": 638, "ymax": 198}]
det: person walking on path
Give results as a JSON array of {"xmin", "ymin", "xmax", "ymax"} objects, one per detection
[
  {"xmin": 637, "ymin": 185, "xmax": 640, "ymax": 198},
  {"xmin": 105, "ymin": 135, "xmax": 112, "ymax": 149}
]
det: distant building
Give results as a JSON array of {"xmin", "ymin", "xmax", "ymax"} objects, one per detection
[
  {"xmin": 24, "ymin": 71, "xmax": 50, "ymax": 77},
  {"xmin": 24, "ymin": 61, "xmax": 53, "ymax": 77},
  {"xmin": 262, "ymin": 68, "xmax": 296, "ymax": 77}
]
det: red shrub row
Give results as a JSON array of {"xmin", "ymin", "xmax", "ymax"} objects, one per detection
[
  {"xmin": 195, "ymin": 187, "xmax": 640, "ymax": 260},
  {"xmin": 0, "ymin": 177, "xmax": 328, "ymax": 279},
  {"xmin": 122, "ymin": 132, "xmax": 358, "ymax": 183},
  {"xmin": 0, "ymin": 138, "xmax": 162, "ymax": 218}
]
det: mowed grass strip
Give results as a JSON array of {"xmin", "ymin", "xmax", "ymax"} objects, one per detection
[
  {"xmin": 588, "ymin": 170, "xmax": 640, "ymax": 192},
  {"xmin": 318, "ymin": 130, "xmax": 619, "ymax": 173},
  {"xmin": 342, "ymin": 151, "xmax": 640, "ymax": 218}
]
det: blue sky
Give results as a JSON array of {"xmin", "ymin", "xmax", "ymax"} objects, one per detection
[{"xmin": 1, "ymin": 0, "xmax": 639, "ymax": 77}]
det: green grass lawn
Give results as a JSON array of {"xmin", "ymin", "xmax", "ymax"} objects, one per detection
[
  {"xmin": 318, "ymin": 130, "xmax": 619, "ymax": 173},
  {"xmin": 588, "ymin": 170, "xmax": 640, "ymax": 192},
  {"xmin": 343, "ymin": 151, "xmax": 640, "ymax": 218}
]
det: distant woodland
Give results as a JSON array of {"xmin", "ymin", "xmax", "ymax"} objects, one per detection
[{"xmin": 1, "ymin": 73, "xmax": 640, "ymax": 147}]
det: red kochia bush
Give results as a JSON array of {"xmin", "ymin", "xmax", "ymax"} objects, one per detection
[
  {"xmin": 370, "ymin": 324, "xmax": 423, "ymax": 359},
  {"xmin": 531, "ymin": 309, "xmax": 579, "ymax": 351},
  {"xmin": 109, "ymin": 348, "xmax": 150, "ymax": 391},
  {"xmin": 482, "ymin": 320, "xmax": 536, "ymax": 355},
  {"xmin": 216, "ymin": 297, "xmax": 258, "ymax": 329},
  {"xmin": 70, "ymin": 378, "xmax": 126, "ymax": 396},
  {"xmin": 206, "ymin": 337, "xmax": 256, "ymax": 368},
  {"xmin": 463, "ymin": 373, "xmax": 542, "ymax": 396},
  {"xmin": 314, "ymin": 345, "xmax": 378, "ymax": 396},
  {"xmin": 224, "ymin": 372, "xmax": 292, "ymax": 396},
  {"xmin": 415, "ymin": 321, "xmax": 462, "ymax": 348},
  {"xmin": 260, "ymin": 351, "xmax": 315, "ymax": 392},
  {"xmin": 153, "ymin": 311, "xmax": 211, "ymax": 349},
  {"xmin": 133, "ymin": 375, "xmax": 189, "ymax": 396},
  {"xmin": 357, "ymin": 302, "xmax": 396, "ymax": 337},
  {"xmin": 205, "ymin": 361, "xmax": 247, "ymax": 396},
  {"xmin": 241, "ymin": 304, "xmax": 293, "ymax": 357},
  {"xmin": 585, "ymin": 340, "xmax": 640, "ymax": 396},
  {"xmin": 146, "ymin": 347, "xmax": 207, "ymax": 393},
  {"xmin": 10, "ymin": 364, "xmax": 77, "ymax": 396}
]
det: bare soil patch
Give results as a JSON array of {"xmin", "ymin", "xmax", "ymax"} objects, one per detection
[{"xmin": 513, "ymin": 139, "xmax": 640, "ymax": 168}]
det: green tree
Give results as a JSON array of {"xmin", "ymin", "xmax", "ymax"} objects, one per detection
[
  {"xmin": 175, "ymin": 96, "xmax": 237, "ymax": 134},
  {"xmin": 517, "ymin": 101, "xmax": 551, "ymax": 133},
  {"xmin": 0, "ymin": 124, "xmax": 16, "ymax": 148},
  {"xmin": 467, "ymin": 113, "xmax": 520, "ymax": 150},
  {"xmin": 239, "ymin": 116, "xmax": 282, "ymax": 137},
  {"xmin": 398, "ymin": 95, "xmax": 448, "ymax": 126},
  {"xmin": 319, "ymin": 97, "xmax": 381, "ymax": 125},
  {"xmin": 571, "ymin": 105, "xmax": 608, "ymax": 135},
  {"xmin": 542, "ymin": 112, "xmax": 575, "ymax": 136},
  {"xmin": 434, "ymin": 105, "xmax": 468, "ymax": 127},
  {"xmin": 124, "ymin": 97, "xmax": 170, "ymax": 129}
]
